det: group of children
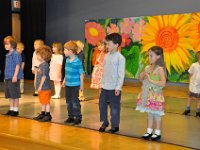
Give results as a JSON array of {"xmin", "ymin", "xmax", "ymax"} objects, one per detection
[{"xmin": 2, "ymin": 32, "xmax": 200, "ymax": 141}]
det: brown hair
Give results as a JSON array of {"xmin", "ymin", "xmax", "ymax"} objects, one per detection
[
  {"xmin": 17, "ymin": 42, "xmax": 25, "ymax": 50},
  {"xmin": 36, "ymin": 45, "xmax": 52, "ymax": 62},
  {"xmin": 3, "ymin": 36, "xmax": 17, "ymax": 48},
  {"xmin": 52, "ymin": 42, "xmax": 63, "ymax": 54},
  {"xmin": 196, "ymin": 51, "xmax": 200, "ymax": 60},
  {"xmin": 148, "ymin": 46, "xmax": 167, "ymax": 74},
  {"xmin": 97, "ymin": 40, "xmax": 107, "ymax": 52},
  {"xmin": 34, "ymin": 39, "xmax": 44, "ymax": 45},
  {"xmin": 64, "ymin": 40, "xmax": 78, "ymax": 54}
]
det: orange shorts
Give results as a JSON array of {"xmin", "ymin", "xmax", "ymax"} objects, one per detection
[{"xmin": 38, "ymin": 90, "xmax": 51, "ymax": 105}]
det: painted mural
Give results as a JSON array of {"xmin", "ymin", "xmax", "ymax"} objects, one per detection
[{"xmin": 84, "ymin": 13, "xmax": 200, "ymax": 82}]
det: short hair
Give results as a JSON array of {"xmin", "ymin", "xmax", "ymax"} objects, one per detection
[
  {"xmin": 3, "ymin": 36, "xmax": 17, "ymax": 48},
  {"xmin": 34, "ymin": 39, "xmax": 44, "ymax": 45},
  {"xmin": 105, "ymin": 33, "xmax": 122, "ymax": 47},
  {"xmin": 196, "ymin": 51, "xmax": 200, "ymax": 60},
  {"xmin": 17, "ymin": 42, "xmax": 25, "ymax": 50},
  {"xmin": 52, "ymin": 42, "xmax": 63, "ymax": 54},
  {"xmin": 36, "ymin": 45, "xmax": 52, "ymax": 62},
  {"xmin": 76, "ymin": 40, "xmax": 84, "ymax": 51},
  {"xmin": 64, "ymin": 40, "xmax": 78, "ymax": 54}
]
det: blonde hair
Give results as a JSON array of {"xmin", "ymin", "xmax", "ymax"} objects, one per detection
[
  {"xmin": 76, "ymin": 40, "xmax": 84, "ymax": 51},
  {"xmin": 36, "ymin": 45, "xmax": 52, "ymax": 62},
  {"xmin": 52, "ymin": 42, "xmax": 63, "ymax": 54},
  {"xmin": 34, "ymin": 39, "xmax": 44, "ymax": 45},
  {"xmin": 4, "ymin": 36, "xmax": 17, "ymax": 48},
  {"xmin": 17, "ymin": 42, "xmax": 25, "ymax": 50},
  {"xmin": 64, "ymin": 40, "xmax": 78, "ymax": 54}
]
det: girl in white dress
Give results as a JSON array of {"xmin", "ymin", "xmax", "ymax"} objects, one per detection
[{"xmin": 50, "ymin": 42, "xmax": 63, "ymax": 99}]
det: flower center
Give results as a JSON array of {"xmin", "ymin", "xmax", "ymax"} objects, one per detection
[
  {"xmin": 156, "ymin": 27, "xmax": 178, "ymax": 52},
  {"xmin": 89, "ymin": 28, "xmax": 99, "ymax": 37}
]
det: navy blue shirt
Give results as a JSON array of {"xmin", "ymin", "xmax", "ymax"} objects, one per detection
[{"xmin": 36, "ymin": 62, "xmax": 51, "ymax": 90}]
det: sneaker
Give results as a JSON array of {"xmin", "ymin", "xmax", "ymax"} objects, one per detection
[
  {"xmin": 51, "ymin": 95, "xmax": 61, "ymax": 99},
  {"xmin": 33, "ymin": 114, "xmax": 45, "ymax": 120},
  {"xmin": 108, "ymin": 127, "xmax": 119, "ymax": 134},
  {"xmin": 11, "ymin": 111, "xmax": 19, "ymax": 117},
  {"xmin": 33, "ymin": 93, "xmax": 38, "ymax": 96},
  {"xmin": 182, "ymin": 110, "xmax": 190, "ymax": 115},
  {"xmin": 5, "ymin": 110, "xmax": 13, "ymax": 116},
  {"xmin": 99, "ymin": 122, "xmax": 109, "ymax": 132},
  {"xmin": 73, "ymin": 119, "xmax": 82, "ymax": 125},
  {"xmin": 64, "ymin": 118, "xmax": 75, "ymax": 123},
  {"xmin": 40, "ymin": 115, "xmax": 52, "ymax": 122}
]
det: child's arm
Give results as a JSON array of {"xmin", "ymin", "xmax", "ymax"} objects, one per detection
[
  {"xmin": 12, "ymin": 64, "xmax": 20, "ymax": 83},
  {"xmin": 139, "ymin": 71, "xmax": 146, "ymax": 82},
  {"xmin": 38, "ymin": 75, "xmax": 46, "ymax": 91},
  {"xmin": 22, "ymin": 62, "xmax": 25, "ymax": 71},
  {"xmin": 32, "ymin": 52, "xmax": 36, "ymax": 74},
  {"xmin": 80, "ymin": 74, "xmax": 84, "ymax": 91},
  {"xmin": 146, "ymin": 67, "xmax": 166, "ymax": 87},
  {"xmin": 62, "ymin": 77, "xmax": 65, "ymax": 87},
  {"xmin": 115, "ymin": 56, "xmax": 125, "ymax": 95}
]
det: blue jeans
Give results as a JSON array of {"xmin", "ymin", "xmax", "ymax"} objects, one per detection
[
  {"xmin": 65, "ymin": 86, "xmax": 82, "ymax": 120},
  {"xmin": 99, "ymin": 89, "xmax": 121, "ymax": 128}
]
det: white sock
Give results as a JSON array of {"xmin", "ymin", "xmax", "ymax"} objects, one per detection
[
  {"xmin": 13, "ymin": 107, "xmax": 18, "ymax": 112},
  {"xmin": 10, "ymin": 107, "xmax": 14, "ymax": 111},
  {"xmin": 152, "ymin": 129, "xmax": 161, "ymax": 138},
  {"xmin": 55, "ymin": 82, "xmax": 61, "ymax": 97},
  {"xmin": 143, "ymin": 128, "xmax": 153, "ymax": 136}
]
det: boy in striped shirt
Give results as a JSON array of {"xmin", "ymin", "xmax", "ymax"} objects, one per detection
[{"xmin": 62, "ymin": 41, "xmax": 84, "ymax": 125}]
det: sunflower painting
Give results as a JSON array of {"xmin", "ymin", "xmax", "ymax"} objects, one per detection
[{"xmin": 84, "ymin": 12, "xmax": 200, "ymax": 83}]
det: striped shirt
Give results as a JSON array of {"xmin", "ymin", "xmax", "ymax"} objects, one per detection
[{"xmin": 65, "ymin": 56, "xmax": 84, "ymax": 86}]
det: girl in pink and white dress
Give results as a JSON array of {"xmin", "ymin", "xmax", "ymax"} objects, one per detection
[
  {"xmin": 50, "ymin": 42, "xmax": 63, "ymax": 99},
  {"xmin": 90, "ymin": 41, "xmax": 107, "ymax": 92}
]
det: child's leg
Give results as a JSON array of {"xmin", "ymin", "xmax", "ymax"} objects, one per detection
[
  {"xmin": 71, "ymin": 86, "xmax": 82, "ymax": 120},
  {"xmin": 13, "ymin": 99, "xmax": 19, "ymax": 112},
  {"xmin": 109, "ymin": 90, "xmax": 121, "ymax": 129},
  {"xmin": 9, "ymin": 99, "xmax": 14, "ymax": 111},
  {"xmin": 151, "ymin": 114, "xmax": 161, "ymax": 138},
  {"xmin": 99, "ymin": 89, "xmax": 109, "ymax": 125},
  {"xmin": 54, "ymin": 81, "xmax": 61, "ymax": 97},
  {"xmin": 20, "ymin": 79, "xmax": 24, "ymax": 93},
  {"xmin": 196, "ymin": 99, "xmax": 200, "ymax": 116},
  {"xmin": 142, "ymin": 113, "xmax": 154, "ymax": 138},
  {"xmin": 183, "ymin": 96, "xmax": 192, "ymax": 115},
  {"xmin": 45, "ymin": 104, "xmax": 50, "ymax": 113},
  {"xmin": 65, "ymin": 86, "xmax": 73, "ymax": 119}
]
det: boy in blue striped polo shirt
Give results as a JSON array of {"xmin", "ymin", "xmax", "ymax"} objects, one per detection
[{"xmin": 63, "ymin": 41, "xmax": 84, "ymax": 125}]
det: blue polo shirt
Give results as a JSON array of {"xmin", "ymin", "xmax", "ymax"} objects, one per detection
[
  {"xmin": 65, "ymin": 56, "xmax": 84, "ymax": 86},
  {"xmin": 5, "ymin": 50, "xmax": 23, "ymax": 80}
]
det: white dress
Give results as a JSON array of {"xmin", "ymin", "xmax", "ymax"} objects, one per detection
[{"xmin": 49, "ymin": 54, "xmax": 63, "ymax": 81}]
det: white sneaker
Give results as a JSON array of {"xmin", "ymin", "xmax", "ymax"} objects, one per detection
[{"xmin": 51, "ymin": 95, "xmax": 61, "ymax": 99}]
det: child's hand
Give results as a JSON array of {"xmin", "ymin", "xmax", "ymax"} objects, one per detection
[
  {"xmin": 80, "ymin": 85, "xmax": 84, "ymax": 91},
  {"xmin": 62, "ymin": 81, "xmax": 65, "ymax": 87},
  {"xmin": 145, "ymin": 73, "xmax": 151, "ymax": 82},
  {"xmin": 12, "ymin": 76, "xmax": 17, "ymax": 83},
  {"xmin": 115, "ymin": 90, "xmax": 120, "ymax": 96}
]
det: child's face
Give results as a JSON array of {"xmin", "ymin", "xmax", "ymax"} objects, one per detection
[
  {"xmin": 37, "ymin": 53, "xmax": 44, "ymax": 62},
  {"xmin": 97, "ymin": 43, "xmax": 105, "ymax": 52},
  {"xmin": 106, "ymin": 41, "xmax": 118, "ymax": 52},
  {"xmin": 4, "ymin": 42, "xmax": 12, "ymax": 51},
  {"xmin": 16, "ymin": 45, "xmax": 24, "ymax": 54},
  {"xmin": 64, "ymin": 48, "xmax": 72, "ymax": 57},
  {"xmin": 148, "ymin": 51, "xmax": 160, "ymax": 65},
  {"xmin": 34, "ymin": 42, "xmax": 42, "ymax": 50},
  {"xmin": 52, "ymin": 46, "xmax": 59, "ymax": 53}
]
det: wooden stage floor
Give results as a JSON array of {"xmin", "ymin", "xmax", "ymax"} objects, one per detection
[{"xmin": 0, "ymin": 79, "xmax": 199, "ymax": 150}]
